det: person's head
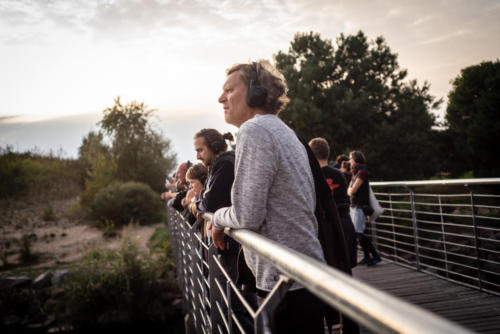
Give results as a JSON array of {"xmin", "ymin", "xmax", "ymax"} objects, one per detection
[
  {"xmin": 186, "ymin": 163, "xmax": 208, "ymax": 195},
  {"xmin": 349, "ymin": 151, "xmax": 366, "ymax": 167},
  {"xmin": 308, "ymin": 137, "xmax": 330, "ymax": 162},
  {"xmin": 336, "ymin": 154, "xmax": 349, "ymax": 165},
  {"xmin": 175, "ymin": 161, "xmax": 192, "ymax": 189},
  {"xmin": 218, "ymin": 60, "xmax": 289, "ymax": 127},
  {"xmin": 341, "ymin": 160, "xmax": 351, "ymax": 173},
  {"xmin": 193, "ymin": 129, "xmax": 234, "ymax": 167}
]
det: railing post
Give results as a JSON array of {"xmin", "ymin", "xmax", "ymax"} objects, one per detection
[
  {"xmin": 389, "ymin": 193, "xmax": 397, "ymax": 261},
  {"xmin": 468, "ymin": 187, "xmax": 484, "ymax": 291},
  {"xmin": 409, "ymin": 188, "xmax": 421, "ymax": 271},
  {"xmin": 438, "ymin": 195, "xmax": 450, "ymax": 279}
]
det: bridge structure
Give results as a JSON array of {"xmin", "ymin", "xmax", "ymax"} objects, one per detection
[{"xmin": 166, "ymin": 178, "xmax": 500, "ymax": 333}]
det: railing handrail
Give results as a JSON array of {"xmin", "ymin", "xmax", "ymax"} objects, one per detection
[
  {"xmin": 371, "ymin": 177, "xmax": 500, "ymax": 187},
  {"xmin": 203, "ymin": 213, "xmax": 472, "ymax": 334}
]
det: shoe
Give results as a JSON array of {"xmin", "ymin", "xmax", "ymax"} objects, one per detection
[
  {"xmin": 358, "ymin": 257, "xmax": 371, "ymax": 265},
  {"xmin": 368, "ymin": 257, "xmax": 381, "ymax": 266}
]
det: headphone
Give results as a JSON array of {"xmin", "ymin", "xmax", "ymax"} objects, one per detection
[{"xmin": 246, "ymin": 62, "xmax": 267, "ymax": 108}]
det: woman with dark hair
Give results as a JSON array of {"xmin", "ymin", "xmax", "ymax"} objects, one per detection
[{"xmin": 347, "ymin": 151, "xmax": 381, "ymax": 266}]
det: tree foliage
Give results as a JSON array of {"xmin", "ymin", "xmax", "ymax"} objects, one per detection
[
  {"xmin": 274, "ymin": 31, "xmax": 441, "ymax": 180},
  {"xmin": 80, "ymin": 97, "xmax": 177, "ymax": 193},
  {"xmin": 445, "ymin": 60, "xmax": 500, "ymax": 177}
]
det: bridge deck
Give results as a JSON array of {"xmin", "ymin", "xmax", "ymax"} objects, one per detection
[{"xmin": 352, "ymin": 258, "xmax": 500, "ymax": 333}]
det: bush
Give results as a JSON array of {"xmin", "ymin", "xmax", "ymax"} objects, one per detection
[
  {"xmin": 89, "ymin": 181, "xmax": 162, "ymax": 227},
  {"xmin": 41, "ymin": 204, "xmax": 56, "ymax": 221},
  {"xmin": 79, "ymin": 155, "xmax": 117, "ymax": 208},
  {"xmin": 57, "ymin": 239, "xmax": 180, "ymax": 331},
  {"xmin": 0, "ymin": 147, "xmax": 85, "ymax": 200}
]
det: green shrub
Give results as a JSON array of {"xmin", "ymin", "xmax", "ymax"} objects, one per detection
[
  {"xmin": 18, "ymin": 234, "xmax": 37, "ymax": 263},
  {"xmin": 79, "ymin": 155, "xmax": 117, "ymax": 207},
  {"xmin": 0, "ymin": 151, "xmax": 39, "ymax": 198},
  {"xmin": 99, "ymin": 219, "xmax": 118, "ymax": 238},
  {"xmin": 148, "ymin": 227, "xmax": 171, "ymax": 255},
  {"xmin": 0, "ymin": 147, "xmax": 85, "ymax": 200},
  {"xmin": 41, "ymin": 204, "xmax": 56, "ymax": 221},
  {"xmin": 89, "ymin": 181, "xmax": 162, "ymax": 227},
  {"xmin": 57, "ymin": 239, "xmax": 179, "ymax": 330}
]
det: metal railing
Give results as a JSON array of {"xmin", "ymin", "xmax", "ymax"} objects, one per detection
[
  {"xmin": 166, "ymin": 204, "xmax": 472, "ymax": 334},
  {"xmin": 369, "ymin": 178, "xmax": 500, "ymax": 295}
]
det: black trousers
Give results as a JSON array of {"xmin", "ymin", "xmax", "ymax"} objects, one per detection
[
  {"xmin": 357, "ymin": 233, "xmax": 379, "ymax": 258},
  {"xmin": 258, "ymin": 288, "xmax": 325, "ymax": 334}
]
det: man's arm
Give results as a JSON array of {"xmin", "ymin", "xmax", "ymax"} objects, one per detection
[{"xmin": 212, "ymin": 123, "xmax": 277, "ymax": 231}]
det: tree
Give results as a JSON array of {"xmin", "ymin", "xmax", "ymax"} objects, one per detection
[
  {"xmin": 78, "ymin": 131, "xmax": 110, "ymax": 172},
  {"xmin": 86, "ymin": 97, "xmax": 177, "ymax": 193},
  {"xmin": 445, "ymin": 60, "xmax": 500, "ymax": 177},
  {"xmin": 274, "ymin": 31, "xmax": 441, "ymax": 180}
]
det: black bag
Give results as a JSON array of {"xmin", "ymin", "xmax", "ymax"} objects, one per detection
[{"xmin": 362, "ymin": 205, "xmax": 374, "ymax": 216}]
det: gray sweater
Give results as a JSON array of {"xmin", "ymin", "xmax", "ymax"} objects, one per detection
[{"xmin": 213, "ymin": 114, "xmax": 326, "ymax": 291}]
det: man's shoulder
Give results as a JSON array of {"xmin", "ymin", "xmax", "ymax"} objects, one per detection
[
  {"xmin": 322, "ymin": 165, "xmax": 341, "ymax": 176},
  {"xmin": 242, "ymin": 114, "xmax": 286, "ymax": 133},
  {"xmin": 214, "ymin": 151, "xmax": 235, "ymax": 167},
  {"xmin": 322, "ymin": 166, "xmax": 346, "ymax": 182}
]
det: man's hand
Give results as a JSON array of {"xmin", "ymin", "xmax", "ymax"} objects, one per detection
[
  {"xmin": 161, "ymin": 191, "xmax": 177, "ymax": 201},
  {"xmin": 208, "ymin": 220, "xmax": 226, "ymax": 250}
]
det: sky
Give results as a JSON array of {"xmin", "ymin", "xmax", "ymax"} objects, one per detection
[{"xmin": 1, "ymin": 0, "xmax": 499, "ymax": 165}]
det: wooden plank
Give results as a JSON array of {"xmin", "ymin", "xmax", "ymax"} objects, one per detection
[{"xmin": 352, "ymin": 257, "xmax": 500, "ymax": 333}]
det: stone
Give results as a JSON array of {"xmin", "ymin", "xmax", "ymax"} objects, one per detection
[
  {"xmin": 52, "ymin": 269, "xmax": 72, "ymax": 287},
  {"xmin": 0, "ymin": 276, "xmax": 31, "ymax": 290},
  {"xmin": 33, "ymin": 271, "xmax": 53, "ymax": 289}
]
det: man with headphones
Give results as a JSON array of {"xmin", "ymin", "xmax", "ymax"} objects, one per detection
[
  {"xmin": 211, "ymin": 60, "xmax": 327, "ymax": 333},
  {"xmin": 193, "ymin": 128, "xmax": 235, "ymax": 215},
  {"xmin": 193, "ymin": 128, "xmax": 256, "ymax": 332}
]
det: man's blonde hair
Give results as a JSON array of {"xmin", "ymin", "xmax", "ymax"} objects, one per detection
[{"xmin": 226, "ymin": 60, "xmax": 289, "ymax": 114}]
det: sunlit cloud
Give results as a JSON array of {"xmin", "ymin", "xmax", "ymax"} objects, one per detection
[{"xmin": 1, "ymin": 0, "xmax": 499, "ymax": 161}]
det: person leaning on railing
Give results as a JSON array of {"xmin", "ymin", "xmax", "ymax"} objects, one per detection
[
  {"xmin": 210, "ymin": 60, "xmax": 330, "ymax": 334},
  {"xmin": 193, "ymin": 128, "xmax": 256, "ymax": 333},
  {"xmin": 182, "ymin": 163, "xmax": 208, "ymax": 225}
]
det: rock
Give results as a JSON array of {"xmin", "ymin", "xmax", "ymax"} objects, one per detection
[
  {"xmin": 52, "ymin": 269, "xmax": 72, "ymax": 287},
  {"xmin": 0, "ymin": 276, "xmax": 32, "ymax": 290},
  {"xmin": 33, "ymin": 271, "xmax": 53, "ymax": 289}
]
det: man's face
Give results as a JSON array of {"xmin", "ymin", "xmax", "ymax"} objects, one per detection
[
  {"xmin": 194, "ymin": 137, "xmax": 215, "ymax": 167},
  {"xmin": 218, "ymin": 71, "xmax": 256, "ymax": 128},
  {"xmin": 175, "ymin": 164, "xmax": 187, "ymax": 189}
]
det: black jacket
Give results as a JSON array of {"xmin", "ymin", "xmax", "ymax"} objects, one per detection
[
  {"xmin": 197, "ymin": 151, "xmax": 235, "ymax": 213},
  {"xmin": 298, "ymin": 136, "xmax": 352, "ymax": 275}
]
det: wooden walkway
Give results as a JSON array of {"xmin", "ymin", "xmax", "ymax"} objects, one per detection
[{"xmin": 352, "ymin": 258, "xmax": 500, "ymax": 333}]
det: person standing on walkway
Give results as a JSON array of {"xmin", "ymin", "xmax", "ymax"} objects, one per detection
[
  {"xmin": 309, "ymin": 137, "xmax": 358, "ymax": 268},
  {"xmin": 347, "ymin": 150, "xmax": 381, "ymax": 266},
  {"xmin": 211, "ymin": 60, "xmax": 327, "ymax": 334}
]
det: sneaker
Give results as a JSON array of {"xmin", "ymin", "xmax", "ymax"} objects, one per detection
[
  {"xmin": 368, "ymin": 257, "xmax": 381, "ymax": 266},
  {"xmin": 358, "ymin": 257, "xmax": 371, "ymax": 265}
]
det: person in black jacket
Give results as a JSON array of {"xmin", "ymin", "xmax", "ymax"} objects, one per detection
[
  {"xmin": 193, "ymin": 128, "xmax": 255, "ymax": 333},
  {"xmin": 309, "ymin": 137, "xmax": 357, "ymax": 269}
]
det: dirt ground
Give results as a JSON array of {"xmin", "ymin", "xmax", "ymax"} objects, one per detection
[{"xmin": 0, "ymin": 197, "xmax": 164, "ymax": 272}]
